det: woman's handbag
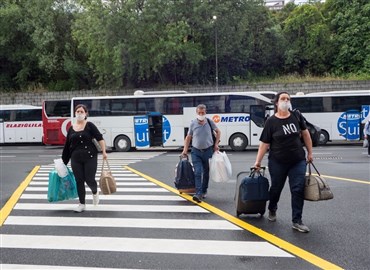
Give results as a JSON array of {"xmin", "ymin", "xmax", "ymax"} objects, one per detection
[
  {"xmin": 99, "ymin": 159, "xmax": 116, "ymax": 195},
  {"xmin": 304, "ymin": 162, "xmax": 334, "ymax": 201}
]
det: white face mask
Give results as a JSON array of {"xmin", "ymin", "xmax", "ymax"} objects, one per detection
[
  {"xmin": 75, "ymin": 114, "xmax": 86, "ymax": 121},
  {"xmin": 278, "ymin": 101, "xmax": 291, "ymax": 112},
  {"xmin": 197, "ymin": 114, "xmax": 206, "ymax": 121}
]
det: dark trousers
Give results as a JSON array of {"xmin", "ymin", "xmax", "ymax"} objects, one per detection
[
  {"xmin": 367, "ymin": 137, "xmax": 370, "ymax": 155},
  {"xmin": 71, "ymin": 152, "xmax": 98, "ymax": 204},
  {"xmin": 268, "ymin": 158, "xmax": 306, "ymax": 223},
  {"xmin": 191, "ymin": 147, "xmax": 213, "ymax": 195}
]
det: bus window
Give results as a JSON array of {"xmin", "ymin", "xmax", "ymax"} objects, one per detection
[
  {"xmin": 194, "ymin": 96, "xmax": 225, "ymax": 113},
  {"xmin": 138, "ymin": 98, "xmax": 155, "ymax": 114},
  {"xmin": 0, "ymin": 110, "xmax": 11, "ymax": 121},
  {"xmin": 165, "ymin": 97, "xmax": 181, "ymax": 114},
  {"xmin": 123, "ymin": 100, "xmax": 136, "ymax": 114},
  {"xmin": 227, "ymin": 95, "xmax": 258, "ymax": 113}
]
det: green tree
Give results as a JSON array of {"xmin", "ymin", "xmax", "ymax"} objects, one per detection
[
  {"xmin": 0, "ymin": 1, "xmax": 42, "ymax": 89},
  {"xmin": 22, "ymin": 0, "xmax": 92, "ymax": 90},
  {"xmin": 282, "ymin": 3, "xmax": 333, "ymax": 75},
  {"xmin": 324, "ymin": 0, "xmax": 370, "ymax": 75}
]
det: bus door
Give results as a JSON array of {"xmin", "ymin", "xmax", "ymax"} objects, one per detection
[
  {"xmin": 0, "ymin": 118, "xmax": 4, "ymax": 143},
  {"xmin": 341, "ymin": 110, "xmax": 361, "ymax": 140},
  {"xmin": 134, "ymin": 112, "xmax": 163, "ymax": 148},
  {"xmin": 250, "ymin": 105, "xmax": 266, "ymax": 145}
]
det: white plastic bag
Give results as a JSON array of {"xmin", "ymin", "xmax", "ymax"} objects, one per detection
[
  {"xmin": 54, "ymin": 158, "xmax": 68, "ymax": 178},
  {"xmin": 221, "ymin": 151, "xmax": 232, "ymax": 178},
  {"xmin": 363, "ymin": 140, "xmax": 368, "ymax": 148},
  {"xmin": 209, "ymin": 151, "xmax": 230, "ymax": 183}
]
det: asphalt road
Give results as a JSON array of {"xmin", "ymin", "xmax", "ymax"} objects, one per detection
[{"xmin": 0, "ymin": 144, "xmax": 369, "ymax": 270}]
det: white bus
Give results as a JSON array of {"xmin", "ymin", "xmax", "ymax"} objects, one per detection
[
  {"xmin": 291, "ymin": 90, "xmax": 370, "ymax": 144},
  {"xmin": 0, "ymin": 104, "xmax": 43, "ymax": 144},
  {"xmin": 71, "ymin": 91, "xmax": 276, "ymax": 151}
]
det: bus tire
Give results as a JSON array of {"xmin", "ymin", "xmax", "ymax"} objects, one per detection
[
  {"xmin": 319, "ymin": 130, "xmax": 329, "ymax": 145},
  {"xmin": 114, "ymin": 135, "xmax": 131, "ymax": 152},
  {"xmin": 229, "ymin": 133, "xmax": 248, "ymax": 151}
]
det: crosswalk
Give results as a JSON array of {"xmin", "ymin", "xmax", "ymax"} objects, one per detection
[{"xmin": 1, "ymin": 152, "xmax": 293, "ymax": 269}]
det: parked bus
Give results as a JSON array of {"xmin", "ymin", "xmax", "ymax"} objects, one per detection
[
  {"xmin": 291, "ymin": 90, "xmax": 370, "ymax": 144},
  {"xmin": 71, "ymin": 91, "xmax": 276, "ymax": 151},
  {"xmin": 0, "ymin": 104, "xmax": 42, "ymax": 144},
  {"xmin": 42, "ymin": 99, "xmax": 71, "ymax": 145}
]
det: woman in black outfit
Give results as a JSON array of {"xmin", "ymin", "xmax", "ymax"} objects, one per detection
[
  {"xmin": 254, "ymin": 91, "xmax": 313, "ymax": 233},
  {"xmin": 62, "ymin": 104, "xmax": 108, "ymax": 212}
]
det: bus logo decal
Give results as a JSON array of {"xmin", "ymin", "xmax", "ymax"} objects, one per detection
[
  {"xmin": 61, "ymin": 119, "xmax": 71, "ymax": 137},
  {"xmin": 6, "ymin": 123, "xmax": 42, "ymax": 128},
  {"xmin": 337, "ymin": 110, "xmax": 361, "ymax": 140},
  {"xmin": 134, "ymin": 118, "xmax": 148, "ymax": 125},
  {"xmin": 134, "ymin": 116, "xmax": 171, "ymax": 147},
  {"xmin": 220, "ymin": 116, "xmax": 250, "ymax": 122}
]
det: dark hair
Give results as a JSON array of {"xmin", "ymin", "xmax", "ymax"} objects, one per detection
[
  {"xmin": 273, "ymin": 91, "xmax": 290, "ymax": 112},
  {"xmin": 74, "ymin": 104, "xmax": 88, "ymax": 119}
]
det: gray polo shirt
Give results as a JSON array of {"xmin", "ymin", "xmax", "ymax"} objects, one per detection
[{"xmin": 188, "ymin": 118, "xmax": 217, "ymax": 149}]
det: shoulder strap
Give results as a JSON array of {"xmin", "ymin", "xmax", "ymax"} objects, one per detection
[
  {"xmin": 206, "ymin": 118, "xmax": 214, "ymax": 131},
  {"xmin": 291, "ymin": 109, "xmax": 301, "ymax": 124}
]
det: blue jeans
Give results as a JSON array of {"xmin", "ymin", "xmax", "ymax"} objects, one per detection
[
  {"xmin": 268, "ymin": 158, "xmax": 306, "ymax": 223},
  {"xmin": 191, "ymin": 147, "xmax": 213, "ymax": 195}
]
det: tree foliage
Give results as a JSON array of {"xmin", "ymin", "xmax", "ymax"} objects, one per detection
[{"xmin": 0, "ymin": 0, "xmax": 368, "ymax": 91}]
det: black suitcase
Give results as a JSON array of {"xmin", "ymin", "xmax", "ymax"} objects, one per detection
[
  {"xmin": 235, "ymin": 168, "xmax": 270, "ymax": 217},
  {"xmin": 174, "ymin": 155, "xmax": 196, "ymax": 194}
]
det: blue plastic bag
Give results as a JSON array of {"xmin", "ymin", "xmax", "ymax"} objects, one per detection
[{"xmin": 48, "ymin": 167, "xmax": 78, "ymax": 202}]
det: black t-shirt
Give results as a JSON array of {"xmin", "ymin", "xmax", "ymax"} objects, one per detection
[{"xmin": 260, "ymin": 113, "xmax": 307, "ymax": 163}]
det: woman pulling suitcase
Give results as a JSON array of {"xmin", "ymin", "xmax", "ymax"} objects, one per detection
[{"xmin": 253, "ymin": 91, "xmax": 313, "ymax": 233}]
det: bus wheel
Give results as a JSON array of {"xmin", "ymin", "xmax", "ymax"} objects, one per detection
[
  {"xmin": 319, "ymin": 130, "xmax": 329, "ymax": 145},
  {"xmin": 114, "ymin": 135, "xmax": 131, "ymax": 152},
  {"xmin": 229, "ymin": 133, "xmax": 248, "ymax": 151}
]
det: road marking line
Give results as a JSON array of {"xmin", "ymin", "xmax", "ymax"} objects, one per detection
[
  {"xmin": 0, "ymin": 166, "xmax": 40, "ymax": 226},
  {"xmin": 20, "ymin": 194, "xmax": 185, "ymax": 201},
  {"xmin": 125, "ymin": 165, "xmax": 344, "ymax": 270},
  {"xmin": 320, "ymin": 174, "xmax": 370, "ymax": 184},
  {"xmin": 29, "ymin": 181, "xmax": 156, "ymax": 186},
  {"xmin": 24, "ymin": 187, "xmax": 169, "ymax": 192},
  {"xmin": 0, "ymin": 264, "xmax": 142, "ymax": 269},
  {"xmin": 5, "ymin": 216, "xmax": 242, "ymax": 230},
  {"xmin": 13, "ymin": 203, "xmax": 209, "ymax": 213},
  {"xmin": 0, "ymin": 234, "xmax": 292, "ymax": 257}
]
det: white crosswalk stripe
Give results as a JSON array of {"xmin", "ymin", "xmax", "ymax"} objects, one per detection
[{"xmin": 1, "ymin": 152, "xmax": 293, "ymax": 269}]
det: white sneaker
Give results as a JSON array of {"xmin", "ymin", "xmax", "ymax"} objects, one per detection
[
  {"xmin": 93, "ymin": 192, "xmax": 99, "ymax": 206},
  {"xmin": 74, "ymin": 204, "xmax": 86, "ymax": 213}
]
